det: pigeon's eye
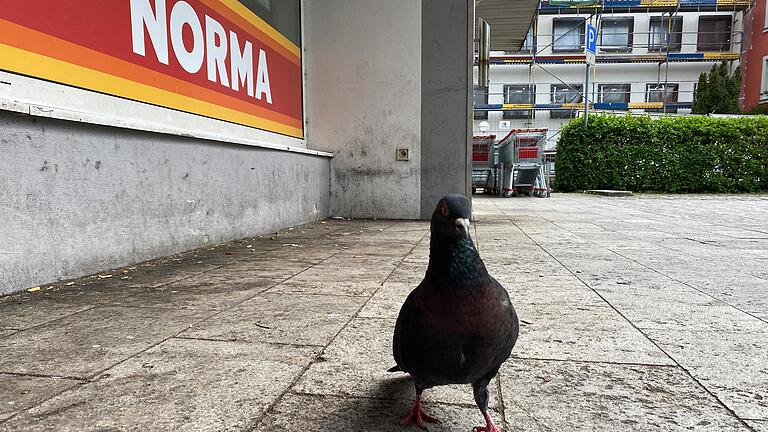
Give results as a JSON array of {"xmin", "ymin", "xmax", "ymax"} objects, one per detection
[{"xmin": 440, "ymin": 203, "xmax": 450, "ymax": 217}]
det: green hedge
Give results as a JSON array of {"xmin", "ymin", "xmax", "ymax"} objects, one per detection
[{"xmin": 555, "ymin": 115, "xmax": 768, "ymax": 193}]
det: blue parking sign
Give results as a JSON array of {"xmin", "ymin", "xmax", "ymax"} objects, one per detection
[{"xmin": 586, "ymin": 23, "xmax": 597, "ymax": 54}]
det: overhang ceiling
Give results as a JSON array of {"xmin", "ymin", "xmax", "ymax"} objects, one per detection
[{"xmin": 476, "ymin": 0, "xmax": 540, "ymax": 52}]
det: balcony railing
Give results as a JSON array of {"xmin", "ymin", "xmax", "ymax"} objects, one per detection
[
  {"xmin": 515, "ymin": 30, "xmax": 742, "ymax": 55},
  {"xmin": 473, "ymin": 83, "xmax": 704, "ymax": 114},
  {"xmin": 538, "ymin": 0, "xmax": 752, "ymax": 12}
]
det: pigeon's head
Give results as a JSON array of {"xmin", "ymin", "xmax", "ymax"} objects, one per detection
[{"xmin": 431, "ymin": 194, "xmax": 472, "ymax": 241}]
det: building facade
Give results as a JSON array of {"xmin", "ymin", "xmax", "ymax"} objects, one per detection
[
  {"xmin": 741, "ymin": 0, "xmax": 768, "ymax": 111},
  {"xmin": 474, "ymin": 0, "xmax": 750, "ymax": 148}
]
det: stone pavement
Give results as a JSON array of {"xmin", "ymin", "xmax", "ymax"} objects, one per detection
[{"xmin": 1, "ymin": 194, "xmax": 767, "ymax": 431}]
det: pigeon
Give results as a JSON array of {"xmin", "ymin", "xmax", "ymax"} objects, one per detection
[{"xmin": 390, "ymin": 194, "xmax": 519, "ymax": 432}]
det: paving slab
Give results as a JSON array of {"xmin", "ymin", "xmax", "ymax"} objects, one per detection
[
  {"xmin": 0, "ymin": 296, "xmax": 93, "ymax": 330},
  {"xmin": 747, "ymin": 420, "xmax": 768, "ymax": 432},
  {"xmin": 500, "ymin": 359, "xmax": 747, "ymax": 431},
  {"xmin": 487, "ymin": 271, "xmax": 584, "ymax": 289},
  {"xmin": 181, "ymin": 292, "xmax": 366, "ymax": 346},
  {"xmin": 679, "ymin": 275, "xmax": 768, "ymax": 318},
  {"xmin": 9, "ymin": 281, "xmax": 146, "ymax": 306},
  {"xmin": 266, "ymin": 278, "xmax": 384, "ymax": 297},
  {"xmin": 385, "ymin": 262, "xmax": 428, "ymax": 285},
  {"xmin": 335, "ymin": 242, "xmax": 421, "ymax": 258},
  {"xmin": 0, "ymin": 374, "xmax": 78, "ymax": 422},
  {"xmin": 107, "ymin": 277, "xmax": 281, "ymax": 311},
  {"xmin": 595, "ymin": 286, "xmax": 768, "ymax": 333},
  {"xmin": 0, "ymin": 338, "xmax": 318, "ymax": 432},
  {"xmin": 176, "ymin": 269, "xmax": 289, "ymax": 285},
  {"xmin": 492, "ymin": 275, "xmax": 607, "ymax": 307},
  {"xmin": 0, "ymin": 330, "xmax": 17, "ymax": 338},
  {"xmin": 513, "ymin": 303, "xmax": 674, "ymax": 365},
  {"xmin": 242, "ymin": 246, "xmax": 344, "ymax": 264},
  {"xmin": 358, "ymin": 282, "xmax": 414, "ymax": 320},
  {"xmin": 294, "ymin": 317, "xmax": 483, "ymax": 408},
  {"xmin": 295, "ymin": 261, "xmax": 398, "ymax": 282},
  {"xmin": 216, "ymin": 258, "xmax": 320, "ymax": 278},
  {"xmin": 0, "ymin": 306, "xmax": 209, "ymax": 379},
  {"xmin": 125, "ymin": 263, "xmax": 225, "ymax": 288},
  {"xmin": 645, "ymin": 329, "xmax": 768, "ymax": 419},
  {"xmin": 255, "ymin": 393, "xmax": 501, "ymax": 432}
]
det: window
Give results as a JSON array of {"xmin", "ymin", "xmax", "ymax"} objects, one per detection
[
  {"xmin": 237, "ymin": 0, "xmax": 301, "ymax": 46},
  {"xmin": 503, "ymin": 85, "xmax": 535, "ymax": 119},
  {"xmin": 646, "ymin": 83, "xmax": 679, "ymax": 113},
  {"xmin": 697, "ymin": 16, "xmax": 732, "ymax": 51},
  {"xmin": 648, "ymin": 17, "xmax": 683, "ymax": 52},
  {"xmin": 551, "ymin": 84, "xmax": 583, "ymax": 119},
  {"xmin": 553, "ymin": 18, "xmax": 585, "ymax": 52},
  {"xmin": 598, "ymin": 84, "xmax": 631, "ymax": 108},
  {"xmin": 474, "ymin": 85, "xmax": 489, "ymax": 120},
  {"xmin": 600, "ymin": 17, "xmax": 634, "ymax": 51},
  {"xmin": 761, "ymin": 56, "xmax": 768, "ymax": 102}
]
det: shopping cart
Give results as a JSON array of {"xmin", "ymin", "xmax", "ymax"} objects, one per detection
[
  {"xmin": 472, "ymin": 135, "xmax": 497, "ymax": 194},
  {"xmin": 497, "ymin": 129, "xmax": 550, "ymax": 198}
]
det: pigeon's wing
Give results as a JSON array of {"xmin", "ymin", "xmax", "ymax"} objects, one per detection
[
  {"xmin": 489, "ymin": 276, "xmax": 520, "ymax": 364},
  {"xmin": 392, "ymin": 284, "xmax": 422, "ymax": 372}
]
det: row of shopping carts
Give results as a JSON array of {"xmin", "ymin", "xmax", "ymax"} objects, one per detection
[{"xmin": 472, "ymin": 129, "xmax": 551, "ymax": 198}]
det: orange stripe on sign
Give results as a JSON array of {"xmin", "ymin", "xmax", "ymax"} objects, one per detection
[
  {"xmin": 0, "ymin": 19, "xmax": 302, "ymax": 130},
  {"xmin": 0, "ymin": 43, "xmax": 303, "ymax": 138},
  {"xmin": 199, "ymin": 0, "xmax": 301, "ymax": 65}
]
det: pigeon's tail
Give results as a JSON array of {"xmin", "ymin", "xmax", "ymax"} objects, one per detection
[{"xmin": 387, "ymin": 365, "xmax": 403, "ymax": 373}]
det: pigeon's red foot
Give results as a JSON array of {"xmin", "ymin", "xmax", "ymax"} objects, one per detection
[
  {"xmin": 472, "ymin": 412, "xmax": 501, "ymax": 432},
  {"xmin": 400, "ymin": 395, "xmax": 441, "ymax": 430}
]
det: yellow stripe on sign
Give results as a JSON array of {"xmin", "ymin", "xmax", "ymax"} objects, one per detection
[
  {"xmin": 502, "ymin": 104, "xmax": 534, "ymax": 109},
  {"xmin": 217, "ymin": 0, "xmax": 301, "ymax": 58},
  {"xmin": 0, "ymin": 43, "xmax": 304, "ymax": 138},
  {"xmin": 561, "ymin": 103, "xmax": 586, "ymax": 109}
]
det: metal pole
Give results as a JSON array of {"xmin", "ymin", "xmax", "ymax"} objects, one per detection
[
  {"xmin": 478, "ymin": 19, "xmax": 491, "ymax": 88},
  {"xmin": 663, "ymin": 10, "xmax": 674, "ymax": 113},
  {"xmin": 499, "ymin": 163, "xmax": 504, "ymax": 197},
  {"xmin": 584, "ymin": 63, "xmax": 590, "ymax": 127}
]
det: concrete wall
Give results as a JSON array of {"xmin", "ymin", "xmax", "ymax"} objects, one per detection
[
  {"xmin": 303, "ymin": 0, "xmax": 472, "ymax": 219},
  {"xmin": 303, "ymin": 0, "xmax": 423, "ymax": 219},
  {"xmin": 421, "ymin": 0, "xmax": 473, "ymax": 218},
  {"xmin": 0, "ymin": 111, "xmax": 330, "ymax": 294}
]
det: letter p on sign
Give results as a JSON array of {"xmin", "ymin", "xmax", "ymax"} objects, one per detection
[{"xmin": 585, "ymin": 23, "xmax": 597, "ymax": 65}]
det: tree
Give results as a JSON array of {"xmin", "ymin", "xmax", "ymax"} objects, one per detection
[
  {"xmin": 727, "ymin": 65, "xmax": 742, "ymax": 113},
  {"xmin": 692, "ymin": 72, "xmax": 709, "ymax": 114},
  {"xmin": 691, "ymin": 62, "xmax": 742, "ymax": 114}
]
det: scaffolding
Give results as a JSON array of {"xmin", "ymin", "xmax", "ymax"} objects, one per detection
[{"xmin": 473, "ymin": 0, "xmax": 752, "ymax": 130}]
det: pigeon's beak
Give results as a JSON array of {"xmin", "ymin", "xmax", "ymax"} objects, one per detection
[{"xmin": 454, "ymin": 218, "xmax": 471, "ymax": 238}]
